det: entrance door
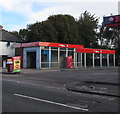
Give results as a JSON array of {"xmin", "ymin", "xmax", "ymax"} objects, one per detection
[{"xmin": 27, "ymin": 52, "xmax": 36, "ymax": 69}]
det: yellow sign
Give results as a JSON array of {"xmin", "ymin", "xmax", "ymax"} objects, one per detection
[{"xmin": 13, "ymin": 60, "xmax": 21, "ymax": 70}]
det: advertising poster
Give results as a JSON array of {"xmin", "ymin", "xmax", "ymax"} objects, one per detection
[{"xmin": 12, "ymin": 56, "xmax": 21, "ymax": 72}]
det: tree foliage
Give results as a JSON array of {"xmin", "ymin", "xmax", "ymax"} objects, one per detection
[
  {"xmin": 10, "ymin": 11, "xmax": 99, "ymax": 47},
  {"xmin": 98, "ymin": 25, "xmax": 120, "ymax": 50},
  {"xmin": 26, "ymin": 14, "xmax": 80, "ymax": 44},
  {"xmin": 77, "ymin": 11, "xmax": 99, "ymax": 48}
]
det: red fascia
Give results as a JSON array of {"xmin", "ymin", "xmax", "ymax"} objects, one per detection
[
  {"xmin": 15, "ymin": 43, "xmax": 22, "ymax": 48},
  {"xmin": 38, "ymin": 42, "xmax": 84, "ymax": 48},
  {"xmin": 76, "ymin": 48, "xmax": 115, "ymax": 54},
  {"xmin": 22, "ymin": 42, "xmax": 39, "ymax": 47},
  {"xmin": 15, "ymin": 42, "xmax": 84, "ymax": 48}
]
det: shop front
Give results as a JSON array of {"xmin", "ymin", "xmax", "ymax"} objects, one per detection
[{"xmin": 15, "ymin": 41, "xmax": 115, "ymax": 69}]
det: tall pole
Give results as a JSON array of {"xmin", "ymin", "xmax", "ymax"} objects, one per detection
[
  {"xmin": 58, "ymin": 47, "xmax": 60, "ymax": 68},
  {"xmin": 66, "ymin": 48, "xmax": 68, "ymax": 57},
  {"xmin": 39, "ymin": 47, "xmax": 41, "ymax": 69},
  {"xmin": 74, "ymin": 48, "xmax": 76, "ymax": 68},
  {"xmin": 93, "ymin": 53, "xmax": 95, "ymax": 68},
  {"xmin": 81, "ymin": 53, "xmax": 83, "ymax": 67},
  {"xmin": 107, "ymin": 54, "xmax": 109, "ymax": 68},
  {"xmin": 84, "ymin": 53, "xmax": 86, "ymax": 69},
  {"xmin": 100, "ymin": 54, "xmax": 102, "ymax": 68},
  {"xmin": 49, "ymin": 47, "xmax": 51, "ymax": 68},
  {"xmin": 75, "ymin": 52, "xmax": 77, "ymax": 68},
  {"xmin": 113, "ymin": 54, "xmax": 115, "ymax": 67}
]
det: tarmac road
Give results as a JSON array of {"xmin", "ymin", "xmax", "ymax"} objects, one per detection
[
  {"xmin": 2, "ymin": 80, "xmax": 119, "ymax": 112},
  {"xmin": 2, "ymin": 68, "xmax": 119, "ymax": 112}
]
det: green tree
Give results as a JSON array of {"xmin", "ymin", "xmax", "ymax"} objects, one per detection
[
  {"xmin": 26, "ymin": 14, "xmax": 80, "ymax": 44},
  {"xmin": 19, "ymin": 12, "xmax": 99, "ymax": 48},
  {"xmin": 98, "ymin": 25, "xmax": 120, "ymax": 50},
  {"xmin": 27, "ymin": 22, "xmax": 43, "ymax": 42},
  {"xmin": 19, "ymin": 29, "xmax": 28, "ymax": 42},
  {"xmin": 77, "ymin": 11, "xmax": 99, "ymax": 48},
  {"xmin": 47, "ymin": 14, "xmax": 80, "ymax": 44}
]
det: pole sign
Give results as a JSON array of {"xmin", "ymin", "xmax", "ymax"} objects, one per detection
[
  {"xmin": 12, "ymin": 56, "xmax": 21, "ymax": 72},
  {"xmin": 103, "ymin": 15, "xmax": 120, "ymax": 27}
]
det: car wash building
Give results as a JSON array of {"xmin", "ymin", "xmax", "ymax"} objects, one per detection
[{"xmin": 15, "ymin": 41, "xmax": 115, "ymax": 69}]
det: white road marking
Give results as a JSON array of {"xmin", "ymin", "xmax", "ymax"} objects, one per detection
[
  {"xmin": 17, "ymin": 81, "xmax": 20, "ymax": 83},
  {"xmin": 14, "ymin": 93, "xmax": 89, "ymax": 111}
]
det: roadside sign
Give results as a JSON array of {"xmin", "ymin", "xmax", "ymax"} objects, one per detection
[{"xmin": 12, "ymin": 56, "xmax": 21, "ymax": 73}]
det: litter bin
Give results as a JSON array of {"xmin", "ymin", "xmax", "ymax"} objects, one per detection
[{"xmin": 6, "ymin": 59, "xmax": 13, "ymax": 72}]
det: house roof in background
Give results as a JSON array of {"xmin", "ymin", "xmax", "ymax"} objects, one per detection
[{"xmin": 0, "ymin": 29, "xmax": 23, "ymax": 43}]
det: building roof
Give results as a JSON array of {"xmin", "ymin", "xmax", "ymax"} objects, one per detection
[{"xmin": 0, "ymin": 29, "xmax": 23, "ymax": 43}]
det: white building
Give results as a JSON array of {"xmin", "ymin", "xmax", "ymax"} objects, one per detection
[{"xmin": 0, "ymin": 25, "xmax": 22, "ymax": 67}]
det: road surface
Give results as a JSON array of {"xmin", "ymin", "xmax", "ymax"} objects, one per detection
[{"xmin": 2, "ymin": 79, "xmax": 119, "ymax": 112}]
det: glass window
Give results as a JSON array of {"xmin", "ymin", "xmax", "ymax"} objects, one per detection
[
  {"xmin": 51, "ymin": 47, "xmax": 58, "ymax": 50},
  {"xmin": 60, "ymin": 51, "xmax": 66, "ymax": 68},
  {"xmin": 60, "ymin": 48, "xmax": 66, "ymax": 51},
  {"xmin": 51, "ymin": 63, "xmax": 58, "ymax": 68},
  {"xmin": 86, "ymin": 53, "xmax": 93, "ymax": 67},
  {"xmin": 41, "ymin": 50, "xmax": 49, "ymax": 68},
  {"xmin": 51, "ymin": 50, "xmax": 58, "ymax": 62},
  {"xmin": 94, "ymin": 53, "xmax": 100, "ymax": 66},
  {"xmin": 102, "ymin": 54, "xmax": 107, "ymax": 66},
  {"xmin": 109, "ymin": 54, "xmax": 113, "ymax": 66},
  {"xmin": 41, "ymin": 46, "xmax": 49, "ymax": 50},
  {"xmin": 77, "ymin": 53, "xmax": 82, "ymax": 67}
]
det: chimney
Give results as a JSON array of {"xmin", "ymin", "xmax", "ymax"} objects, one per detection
[{"xmin": 0, "ymin": 25, "xmax": 3, "ymax": 30}]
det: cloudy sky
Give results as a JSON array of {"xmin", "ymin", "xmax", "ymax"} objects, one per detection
[{"xmin": 0, "ymin": 0, "xmax": 119, "ymax": 32}]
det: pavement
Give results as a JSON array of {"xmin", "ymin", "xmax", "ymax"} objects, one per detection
[
  {"xmin": 1, "ymin": 66, "xmax": 118, "ymax": 74},
  {"xmin": 1, "ymin": 67, "xmax": 119, "ymax": 97}
]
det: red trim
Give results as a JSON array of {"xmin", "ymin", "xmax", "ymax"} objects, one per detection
[
  {"xmin": 15, "ymin": 43, "xmax": 22, "ymax": 48},
  {"xmin": 76, "ymin": 48, "xmax": 115, "ymax": 54},
  {"xmin": 15, "ymin": 42, "xmax": 115, "ymax": 54},
  {"xmin": 16, "ymin": 41, "xmax": 84, "ymax": 48},
  {"xmin": 39, "ymin": 42, "xmax": 84, "ymax": 48},
  {"xmin": 22, "ymin": 42, "xmax": 39, "ymax": 47},
  {"xmin": 105, "ymin": 23, "xmax": 120, "ymax": 27}
]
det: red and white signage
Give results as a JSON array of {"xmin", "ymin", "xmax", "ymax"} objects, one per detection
[
  {"xmin": 15, "ymin": 41, "xmax": 115, "ymax": 55},
  {"xmin": 22, "ymin": 42, "xmax": 39, "ymax": 47},
  {"xmin": 39, "ymin": 42, "xmax": 84, "ymax": 48},
  {"xmin": 15, "ymin": 41, "xmax": 84, "ymax": 48},
  {"xmin": 76, "ymin": 48, "xmax": 115, "ymax": 54}
]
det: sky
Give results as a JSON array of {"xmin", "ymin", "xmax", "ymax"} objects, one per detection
[{"xmin": 0, "ymin": 0, "xmax": 119, "ymax": 32}]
